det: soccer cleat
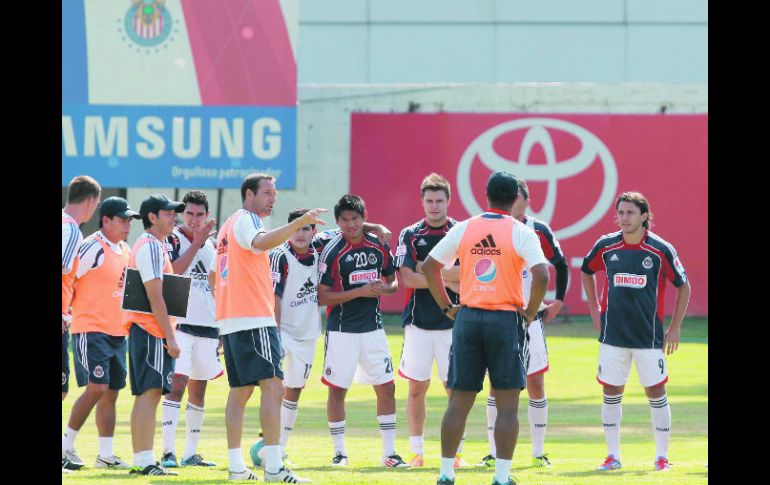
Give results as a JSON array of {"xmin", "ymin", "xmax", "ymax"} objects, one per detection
[
  {"xmin": 436, "ymin": 475, "xmax": 455, "ymax": 485},
  {"xmin": 654, "ymin": 456, "xmax": 671, "ymax": 471},
  {"xmin": 229, "ymin": 468, "xmax": 260, "ymax": 480},
  {"xmin": 282, "ymin": 453, "xmax": 297, "ymax": 468},
  {"xmin": 453, "ymin": 454, "xmax": 469, "ymax": 468},
  {"xmin": 475, "ymin": 454, "xmax": 496, "ymax": 468},
  {"xmin": 531, "ymin": 454, "xmax": 552, "ymax": 468},
  {"xmin": 181, "ymin": 454, "xmax": 217, "ymax": 467},
  {"xmin": 129, "ymin": 462, "xmax": 179, "ymax": 476},
  {"xmin": 161, "ymin": 451, "xmax": 179, "ymax": 468},
  {"xmin": 596, "ymin": 455, "xmax": 622, "ymax": 471},
  {"xmin": 264, "ymin": 466, "xmax": 311, "ymax": 483},
  {"xmin": 94, "ymin": 454, "xmax": 132, "ymax": 469},
  {"xmin": 62, "ymin": 458, "xmax": 73, "ymax": 473},
  {"xmin": 407, "ymin": 453, "xmax": 424, "ymax": 467},
  {"xmin": 330, "ymin": 453, "xmax": 348, "ymax": 467},
  {"xmin": 62, "ymin": 449, "xmax": 85, "ymax": 470},
  {"xmin": 491, "ymin": 478, "xmax": 519, "ymax": 485},
  {"xmin": 382, "ymin": 454, "xmax": 410, "ymax": 468}
]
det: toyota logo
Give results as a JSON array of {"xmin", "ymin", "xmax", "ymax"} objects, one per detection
[{"xmin": 457, "ymin": 118, "xmax": 618, "ymax": 239}]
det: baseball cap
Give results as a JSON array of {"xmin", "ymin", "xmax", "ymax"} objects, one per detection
[
  {"xmin": 99, "ymin": 197, "xmax": 140, "ymax": 219},
  {"xmin": 486, "ymin": 171, "xmax": 519, "ymax": 200},
  {"xmin": 139, "ymin": 194, "xmax": 185, "ymax": 217}
]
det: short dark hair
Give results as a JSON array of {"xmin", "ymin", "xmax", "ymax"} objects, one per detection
[
  {"xmin": 420, "ymin": 173, "xmax": 451, "ymax": 199},
  {"xmin": 616, "ymin": 191, "xmax": 653, "ymax": 229},
  {"xmin": 183, "ymin": 190, "xmax": 209, "ymax": 212},
  {"xmin": 334, "ymin": 194, "xmax": 366, "ymax": 220},
  {"xmin": 241, "ymin": 173, "xmax": 276, "ymax": 202},
  {"xmin": 486, "ymin": 172, "xmax": 519, "ymax": 210},
  {"xmin": 517, "ymin": 179, "xmax": 529, "ymax": 201},
  {"xmin": 288, "ymin": 208, "xmax": 315, "ymax": 229},
  {"xmin": 67, "ymin": 175, "xmax": 101, "ymax": 204}
]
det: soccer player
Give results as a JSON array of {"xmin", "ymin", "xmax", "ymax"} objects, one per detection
[
  {"xmin": 394, "ymin": 173, "xmax": 467, "ymax": 468},
  {"xmin": 581, "ymin": 191, "xmax": 691, "ymax": 472},
  {"xmin": 423, "ymin": 171, "xmax": 549, "ymax": 485},
  {"xmin": 160, "ymin": 190, "xmax": 220, "ymax": 468},
  {"xmin": 123, "ymin": 194, "xmax": 185, "ymax": 476},
  {"xmin": 477, "ymin": 179, "xmax": 569, "ymax": 469},
  {"xmin": 211, "ymin": 173, "xmax": 321, "ymax": 482},
  {"xmin": 62, "ymin": 175, "xmax": 100, "ymax": 472},
  {"xmin": 62, "ymin": 197, "xmax": 140, "ymax": 471},
  {"xmin": 317, "ymin": 194, "xmax": 408, "ymax": 469},
  {"xmin": 268, "ymin": 209, "xmax": 322, "ymax": 465}
]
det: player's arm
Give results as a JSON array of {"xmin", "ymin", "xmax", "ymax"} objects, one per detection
[
  {"xmin": 663, "ymin": 281, "xmax": 691, "ymax": 355},
  {"xmin": 209, "ymin": 270, "xmax": 216, "ymax": 298},
  {"xmin": 363, "ymin": 222, "xmax": 392, "ymax": 245},
  {"xmin": 251, "ymin": 209, "xmax": 328, "ymax": 251},
  {"xmin": 422, "ymin": 256, "xmax": 460, "ymax": 320},
  {"xmin": 525, "ymin": 264, "xmax": 549, "ymax": 323},
  {"xmin": 317, "ymin": 282, "xmax": 379, "ymax": 306},
  {"xmin": 543, "ymin": 260, "xmax": 569, "ymax": 322},
  {"xmin": 414, "ymin": 260, "xmax": 460, "ymax": 283},
  {"xmin": 274, "ymin": 295, "xmax": 282, "ymax": 328},
  {"xmin": 270, "ymin": 250, "xmax": 288, "ymax": 328},
  {"xmin": 171, "ymin": 221, "xmax": 216, "ymax": 274},
  {"xmin": 374, "ymin": 272, "xmax": 398, "ymax": 295},
  {"xmin": 581, "ymin": 272, "xmax": 602, "ymax": 331}
]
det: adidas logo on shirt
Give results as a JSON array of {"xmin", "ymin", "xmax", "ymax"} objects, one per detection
[
  {"xmin": 610, "ymin": 254, "xmax": 619, "ymax": 261},
  {"xmin": 345, "ymin": 254, "xmax": 354, "ymax": 262},
  {"xmin": 296, "ymin": 277, "xmax": 317, "ymax": 299},
  {"xmin": 189, "ymin": 261, "xmax": 209, "ymax": 281},
  {"xmin": 471, "ymin": 234, "xmax": 501, "ymax": 255},
  {"xmin": 417, "ymin": 238, "xmax": 427, "ymax": 246}
]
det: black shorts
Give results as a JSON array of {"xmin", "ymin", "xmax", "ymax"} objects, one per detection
[
  {"xmin": 222, "ymin": 327, "xmax": 283, "ymax": 387},
  {"xmin": 72, "ymin": 332, "xmax": 127, "ymax": 390},
  {"xmin": 447, "ymin": 307, "xmax": 528, "ymax": 392},
  {"xmin": 127, "ymin": 324, "xmax": 175, "ymax": 396},
  {"xmin": 62, "ymin": 329, "xmax": 70, "ymax": 393}
]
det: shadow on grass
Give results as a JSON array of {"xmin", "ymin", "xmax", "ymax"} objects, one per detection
[{"xmin": 555, "ymin": 469, "xmax": 649, "ymax": 477}]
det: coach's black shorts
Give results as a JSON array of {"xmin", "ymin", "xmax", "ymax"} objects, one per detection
[
  {"xmin": 447, "ymin": 307, "xmax": 528, "ymax": 392},
  {"xmin": 222, "ymin": 327, "xmax": 283, "ymax": 387},
  {"xmin": 128, "ymin": 324, "xmax": 174, "ymax": 396},
  {"xmin": 72, "ymin": 332, "xmax": 127, "ymax": 390},
  {"xmin": 62, "ymin": 328, "xmax": 70, "ymax": 393}
]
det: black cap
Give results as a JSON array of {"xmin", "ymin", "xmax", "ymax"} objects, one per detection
[
  {"xmin": 486, "ymin": 171, "xmax": 519, "ymax": 200},
  {"xmin": 139, "ymin": 194, "xmax": 185, "ymax": 217},
  {"xmin": 99, "ymin": 197, "xmax": 140, "ymax": 219}
]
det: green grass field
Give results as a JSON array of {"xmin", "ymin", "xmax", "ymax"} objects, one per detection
[{"xmin": 62, "ymin": 316, "xmax": 708, "ymax": 484}]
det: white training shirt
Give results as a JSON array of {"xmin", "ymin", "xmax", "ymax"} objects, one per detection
[
  {"xmin": 62, "ymin": 210, "xmax": 83, "ymax": 274},
  {"xmin": 170, "ymin": 227, "xmax": 216, "ymax": 327},
  {"xmin": 134, "ymin": 233, "xmax": 168, "ymax": 283}
]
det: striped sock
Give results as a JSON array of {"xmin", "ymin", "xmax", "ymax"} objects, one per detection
[
  {"xmin": 378, "ymin": 413, "xmax": 397, "ymax": 458},
  {"xmin": 649, "ymin": 394, "xmax": 671, "ymax": 459},
  {"xmin": 328, "ymin": 420, "xmax": 346, "ymax": 455},
  {"xmin": 602, "ymin": 394, "xmax": 623, "ymax": 459},
  {"xmin": 486, "ymin": 396, "xmax": 497, "ymax": 457},
  {"xmin": 161, "ymin": 399, "xmax": 181, "ymax": 455},
  {"xmin": 528, "ymin": 397, "xmax": 548, "ymax": 457},
  {"xmin": 280, "ymin": 399, "xmax": 299, "ymax": 448}
]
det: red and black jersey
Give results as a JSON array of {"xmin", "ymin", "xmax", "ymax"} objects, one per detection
[
  {"xmin": 582, "ymin": 230, "xmax": 688, "ymax": 349},
  {"xmin": 319, "ymin": 232, "xmax": 396, "ymax": 333},
  {"xmin": 395, "ymin": 218, "xmax": 459, "ymax": 330}
]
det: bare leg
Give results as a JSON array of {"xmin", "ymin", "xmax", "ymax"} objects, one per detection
[
  {"xmin": 131, "ymin": 389, "xmax": 162, "ymax": 453},
  {"xmin": 225, "ymin": 386, "xmax": 254, "ymax": 449}
]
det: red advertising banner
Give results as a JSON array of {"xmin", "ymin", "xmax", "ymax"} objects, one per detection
[{"xmin": 350, "ymin": 113, "xmax": 707, "ymax": 316}]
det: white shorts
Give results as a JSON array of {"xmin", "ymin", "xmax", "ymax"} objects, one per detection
[
  {"xmin": 322, "ymin": 329, "xmax": 394, "ymax": 389},
  {"xmin": 526, "ymin": 318, "xmax": 549, "ymax": 376},
  {"xmin": 398, "ymin": 325, "xmax": 452, "ymax": 382},
  {"xmin": 280, "ymin": 330, "xmax": 318, "ymax": 389},
  {"xmin": 597, "ymin": 343, "xmax": 668, "ymax": 388},
  {"xmin": 175, "ymin": 330, "xmax": 224, "ymax": 381}
]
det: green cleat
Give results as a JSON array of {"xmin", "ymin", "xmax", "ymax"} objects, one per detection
[{"xmin": 531, "ymin": 454, "xmax": 552, "ymax": 467}]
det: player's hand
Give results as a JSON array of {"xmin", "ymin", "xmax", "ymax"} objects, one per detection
[
  {"xmin": 664, "ymin": 325, "xmax": 681, "ymax": 355},
  {"xmin": 372, "ymin": 224, "xmax": 392, "ymax": 245},
  {"xmin": 164, "ymin": 337, "xmax": 181, "ymax": 359},
  {"xmin": 514, "ymin": 305, "xmax": 537, "ymax": 325},
  {"xmin": 369, "ymin": 280, "xmax": 388, "ymax": 295},
  {"xmin": 62, "ymin": 313, "xmax": 71, "ymax": 333},
  {"xmin": 216, "ymin": 337, "xmax": 223, "ymax": 358},
  {"xmin": 445, "ymin": 280, "xmax": 460, "ymax": 294},
  {"xmin": 357, "ymin": 283, "xmax": 381, "ymax": 298},
  {"xmin": 543, "ymin": 300, "xmax": 564, "ymax": 323},
  {"xmin": 298, "ymin": 208, "xmax": 329, "ymax": 227},
  {"xmin": 194, "ymin": 219, "xmax": 217, "ymax": 246},
  {"xmin": 415, "ymin": 261, "xmax": 423, "ymax": 274},
  {"xmin": 62, "ymin": 319, "xmax": 68, "ymax": 334},
  {"xmin": 445, "ymin": 304, "xmax": 461, "ymax": 320}
]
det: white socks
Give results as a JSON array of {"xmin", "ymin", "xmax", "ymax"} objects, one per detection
[
  {"xmin": 377, "ymin": 413, "xmax": 397, "ymax": 458},
  {"xmin": 161, "ymin": 399, "xmax": 181, "ymax": 454},
  {"xmin": 98, "ymin": 437, "xmax": 114, "ymax": 457},
  {"xmin": 602, "ymin": 394, "xmax": 623, "ymax": 458},
  {"xmin": 134, "ymin": 450, "xmax": 154, "ymax": 468},
  {"xmin": 528, "ymin": 397, "xmax": 548, "ymax": 457},
  {"xmin": 280, "ymin": 399, "xmax": 299, "ymax": 448},
  {"xmin": 649, "ymin": 394, "xmax": 671, "ymax": 459},
  {"xmin": 228, "ymin": 448, "xmax": 246, "ymax": 472},
  {"xmin": 62, "ymin": 426, "xmax": 78, "ymax": 452},
  {"xmin": 328, "ymin": 420, "xmax": 346, "ymax": 455},
  {"xmin": 263, "ymin": 445, "xmax": 282, "ymax": 474},
  {"xmin": 440, "ymin": 456, "xmax": 455, "ymax": 479},
  {"xmin": 409, "ymin": 435, "xmax": 424, "ymax": 455},
  {"xmin": 495, "ymin": 457, "xmax": 512, "ymax": 484},
  {"xmin": 183, "ymin": 402, "xmax": 205, "ymax": 459},
  {"xmin": 486, "ymin": 396, "xmax": 497, "ymax": 457}
]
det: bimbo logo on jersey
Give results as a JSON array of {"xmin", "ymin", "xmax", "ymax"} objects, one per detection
[
  {"xmin": 613, "ymin": 273, "xmax": 647, "ymax": 288},
  {"xmin": 457, "ymin": 118, "xmax": 618, "ymax": 240},
  {"xmin": 349, "ymin": 269, "xmax": 378, "ymax": 285}
]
